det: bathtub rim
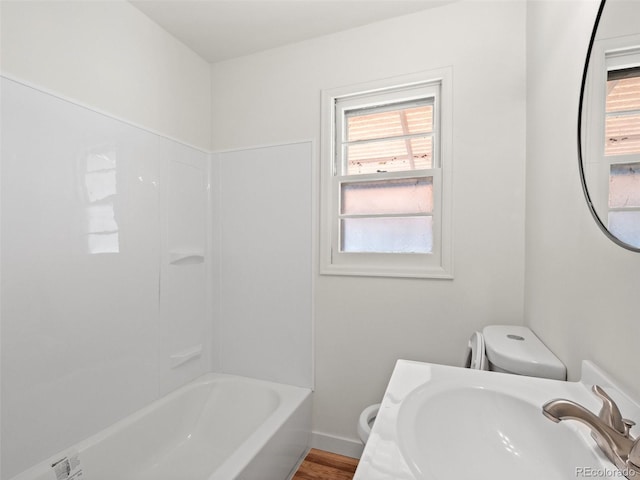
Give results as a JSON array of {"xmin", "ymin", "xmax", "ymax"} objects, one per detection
[{"xmin": 8, "ymin": 372, "xmax": 312, "ymax": 480}]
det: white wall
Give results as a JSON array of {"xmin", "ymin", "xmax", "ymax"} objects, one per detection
[
  {"xmin": 525, "ymin": 0, "xmax": 640, "ymax": 401},
  {"xmin": 0, "ymin": 0, "xmax": 212, "ymax": 151},
  {"xmin": 211, "ymin": 0, "xmax": 528, "ymax": 448}
]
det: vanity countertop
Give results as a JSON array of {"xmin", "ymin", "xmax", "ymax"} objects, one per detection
[{"xmin": 354, "ymin": 359, "xmax": 639, "ymax": 480}]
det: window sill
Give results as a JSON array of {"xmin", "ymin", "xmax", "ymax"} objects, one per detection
[{"xmin": 319, "ymin": 263, "xmax": 453, "ymax": 279}]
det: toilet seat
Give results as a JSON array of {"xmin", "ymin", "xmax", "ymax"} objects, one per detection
[{"xmin": 465, "ymin": 331, "xmax": 488, "ymax": 370}]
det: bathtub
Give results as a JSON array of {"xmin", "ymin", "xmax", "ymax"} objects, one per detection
[{"xmin": 10, "ymin": 374, "xmax": 312, "ymax": 480}]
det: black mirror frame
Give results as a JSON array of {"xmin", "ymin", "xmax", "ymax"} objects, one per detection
[{"xmin": 577, "ymin": 0, "xmax": 640, "ymax": 252}]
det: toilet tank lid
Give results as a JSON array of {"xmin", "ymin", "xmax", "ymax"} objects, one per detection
[{"xmin": 482, "ymin": 326, "xmax": 566, "ymax": 380}]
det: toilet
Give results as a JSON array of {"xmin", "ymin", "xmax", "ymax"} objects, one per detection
[
  {"xmin": 357, "ymin": 403, "xmax": 380, "ymax": 447},
  {"xmin": 357, "ymin": 325, "xmax": 566, "ymax": 444},
  {"xmin": 467, "ymin": 325, "xmax": 566, "ymax": 380}
]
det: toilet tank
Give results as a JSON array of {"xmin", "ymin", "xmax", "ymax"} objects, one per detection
[{"xmin": 482, "ymin": 326, "xmax": 566, "ymax": 380}]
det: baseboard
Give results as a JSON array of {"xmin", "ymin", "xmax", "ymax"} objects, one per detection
[{"xmin": 310, "ymin": 431, "xmax": 364, "ymax": 459}]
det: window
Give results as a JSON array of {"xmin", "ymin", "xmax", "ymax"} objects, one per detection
[
  {"xmin": 320, "ymin": 70, "xmax": 452, "ymax": 278},
  {"xmin": 605, "ymin": 62, "xmax": 640, "ymax": 246},
  {"xmin": 583, "ymin": 38, "xmax": 640, "ymax": 248}
]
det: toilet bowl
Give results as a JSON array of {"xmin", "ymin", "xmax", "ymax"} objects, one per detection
[
  {"xmin": 356, "ymin": 325, "xmax": 566, "ymax": 445},
  {"xmin": 357, "ymin": 403, "xmax": 380, "ymax": 444}
]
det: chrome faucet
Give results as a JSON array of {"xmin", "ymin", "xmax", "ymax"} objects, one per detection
[
  {"xmin": 592, "ymin": 385, "xmax": 636, "ymax": 437},
  {"xmin": 542, "ymin": 385, "xmax": 640, "ymax": 479}
]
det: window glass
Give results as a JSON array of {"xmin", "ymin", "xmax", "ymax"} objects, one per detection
[
  {"xmin": 609, "ymin": 162, "xmax": 640, "ymax": 208},
  {"xmin": 341, "ymin": 216, "xmax": 433, "ymax": 253},
  {"xmin": 345, "ymin": 137, "xmax": 432, "ymax": 174},
  {"xmin": 341, "ymin": 177, "xmax": 433, "ymax": 216},
  {"xmin": 605, "ymin": 68, "xmax": 640, "ymax": 156},
  {"xmin": 346, "ymin": 104, "xmax": 433, "ymax": 141},
  {"xmin": 608, "ymin": 210, "xmax": 640, "ymax": 246},
  {"xmin": 343, "ymin": 101, "xmax": 434, "ymax": 175}
]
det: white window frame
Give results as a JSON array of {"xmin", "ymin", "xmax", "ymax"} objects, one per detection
[
  {"xmin": 584, "ymin": 36, "xmax": 640, "ymax": 220},
  {"xmin": 320, "ymin": 69, "xmax": 453, "ymax": 278}
]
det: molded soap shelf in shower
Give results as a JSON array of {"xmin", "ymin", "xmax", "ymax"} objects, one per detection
[{"xmin": 168, "ymin": 251, "xmax": 205, "ymax": 265}]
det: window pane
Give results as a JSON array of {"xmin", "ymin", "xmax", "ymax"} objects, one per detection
[
  {"xmin": 345, "ymin": 136, "xmax": 432, "ymax": 174},
  {"xmin": 347, "ymin": 104, "xmax": 433, "ymax": 142},
  {"xmin": 341, "ymin": 177, "xmax": 433, "ymax": 215},
  {"xmin": 609, "ymin": 162, "xmax": 640, "ymax": 208},
  {"xmin": 606, "ymin": 71, "xmax": 640, "ymax": 156},
  {"xmin": 608, "ymin": 211, "xmax": 640, "ymax": 247},
  {"xmin": 606, "ymin": 73, "xmax": 640, "ymax": 113},
  {"xmin": 605, "ymin": 114, "xmax": 640, "ymax": 156},
  {"xmin": 341, "ymin": 216, "xmax": 433, "ymax": 253}
]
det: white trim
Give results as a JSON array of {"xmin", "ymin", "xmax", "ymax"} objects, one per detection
[
  {"xmin": 211, "ymin": 139, "xmax": 316, "ymax": 155},
  {"xmin": 322, "ymin": 69, "xmax": 451, "ymax": 103},
  {"xmin": 606, "ymin": 47, "xmax": 640, "ymax": 70},
  {"xmin": 320, "ymin": 68, "xmax": 453, "ymax": 279},
  {"xmin": 0, "ymin": 74, "xmax": 211, "ymax": 154},
  {"xmin": 206, "ymin": 156, "xmax": 222, "ymax": 373},
  {"xmin": 309, "ymin": 138, "xmax": 318, "ymax": 392},
  {"xmin": 309, "ymin": 431, "xmax": 364, "ymax": 459}
]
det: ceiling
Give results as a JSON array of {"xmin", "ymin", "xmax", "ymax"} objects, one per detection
[{"xmin": 129, "ymin": 1, "xmax": 457, "ymax": 63}]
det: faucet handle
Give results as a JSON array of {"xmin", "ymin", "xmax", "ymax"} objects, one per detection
[
  {"xmin": 623, "ymin": 418, "xmax": 636, "ymax": 437},
  {"xmin": 592, "ymin": 385, "xmax": 626, "ymax": 435}
]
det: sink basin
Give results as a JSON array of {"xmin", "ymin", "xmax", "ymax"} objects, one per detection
[
  {"xmin": 397, "ymin": 383, "xmax": 606, "ymax": 479},
  {"xmin": 354, "ymin": 361, "xmax": 640, "ymax": 480}
]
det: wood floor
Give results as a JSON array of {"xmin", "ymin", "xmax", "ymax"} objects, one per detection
[{"xmin": 292, "ymin": 448, "xmax": 359, "ymax": 480}]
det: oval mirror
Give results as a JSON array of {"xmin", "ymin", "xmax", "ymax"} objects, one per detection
[{"xmin": 579, "ymin": 0, "xmax": 640, "ymax": 251}]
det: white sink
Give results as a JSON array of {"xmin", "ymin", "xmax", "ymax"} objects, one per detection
[
  {"xmin": 354, "ymin": 360, "xmax": 640, "ymax": 480},
  {"xmin": 398, "ymin": 384, "xmax": 604, "ymax": 479}
]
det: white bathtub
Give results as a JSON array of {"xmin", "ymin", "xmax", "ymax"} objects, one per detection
[{"xmin": 10, "ymin": 374, "xmax": 312, "ymax": 480}]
